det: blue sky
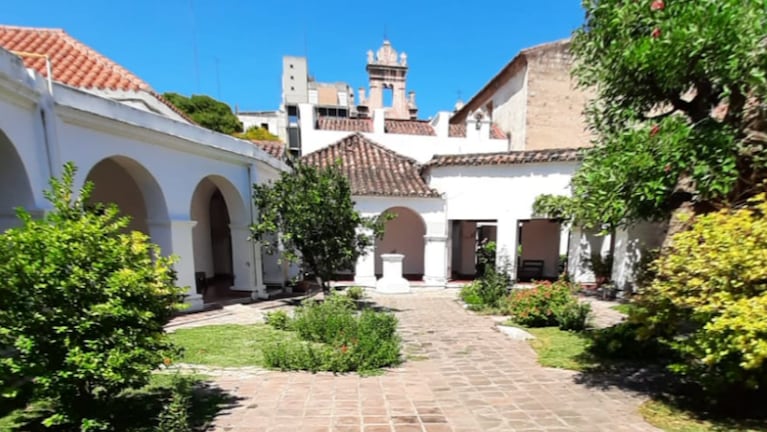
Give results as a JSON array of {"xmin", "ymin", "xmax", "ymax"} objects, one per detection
[{"xmin": 4, "ymin": 0, "xmax": 585, "ymax": 118}]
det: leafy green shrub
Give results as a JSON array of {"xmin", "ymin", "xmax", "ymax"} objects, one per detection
[
  {"xmin": 292, "ymin": 295, "xmax": 357, "ymax": 344},
  {"xmin": 505, "ymin": 280, "xmax": 587, "ymax": 329},
  {"xmin": 553, "ymin": 301, "xmax": 592, "ymax": 331},
  {"xmin": 459, "ymin": 281, "xmax": 482, "ymax": 305},
  {"xmin": 0, "ymin": 163, "xmax": 185, "ymax": 431},
  {"xmin": 261, "ymin": 341, "xmax": 328, "ymax": 373},
  {"xmin": 345, "ymin": 286, "xmax": 366, "ymax": 301},
  {"xmin": 263, "ymin": 294, "xmax": 401, "ymax": 373},
  {"xmin": 264, "ymin": 310, "xmax": 292, "ymax": 331},
  {"xmin": 589, "ymin": 322, "xmax": 669, "ymax": 361},
  {"xmin": 156, "ymin": 377, "xmax": 193, "ymax": 432},
  {"xmin": 477, "ymin": 265, "xmax": 511, "ymax": 308},
  {"xmin": 634, "ymin": 194, "xmax": 767, "ymax": 394}
]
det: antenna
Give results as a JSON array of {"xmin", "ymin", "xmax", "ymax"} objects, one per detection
[
  {"xmin": 189, "ymin": 0, "xmax": 200, "ymax": 92},
  {"xmin": 214, "ymin": 57, "xmax": 221, "ymax": 99},
  {"xmin": 383, "ymin": 24, "xmax": 388, "ymax": 41}
]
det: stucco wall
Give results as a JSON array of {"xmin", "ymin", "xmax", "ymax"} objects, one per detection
[
  {"xmin": 86, "ymin": 158, "xmax": 149, "ymax": 235},
  {"xmin": 519, "ymin": 219, "xmax": 561, "ymax": 278},
  {"xmin": 524, "ymin": 46, "xmax": 592, "ymax": 150},
  {"xmin": 0, "ymin": 51, "xmax": 289, "ymax": 307},
  {"xmin": 612, "ymin": 221, "xmax": 665, "ymax": 292},
  {"xmin": 491, "ymin": 68, "xmax": 528, "ymax": 151},
  {"xmin": 374, "ymin": 206, "xmax": 426, "ymax": 276},
  {"xmin": 190, "ymin": 178, "xmax": 216, "ymax": 277},
  {"xmin": 428, "ymin": 161, "xmax": 577, "ymax": 274},
  {"xmin": 0, "ymin": 129, "xmax": 36, "ymax": 231}
]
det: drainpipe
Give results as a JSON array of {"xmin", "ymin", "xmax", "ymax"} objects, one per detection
[{"xmin": 12, "ymin": 51, "xmax": 57, "ymax": 181}]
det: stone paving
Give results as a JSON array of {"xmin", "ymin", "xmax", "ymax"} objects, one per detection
[{"xmin": 168, "ymin": 290, "xmax": 658, "ymax": 432}]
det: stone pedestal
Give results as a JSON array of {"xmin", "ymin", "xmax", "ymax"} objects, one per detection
[{"xmin": 376, "ymin": 254, "xmax": 411, "ymax": 294}]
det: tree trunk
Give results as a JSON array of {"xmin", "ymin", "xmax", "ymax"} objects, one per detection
[
  {"xmin": 660, "ymin": 201, "xmax": 695, "ymax": 251},
  {"xmin": 661, "ymin": 173, "xmax": 697, "ymax": 251}
]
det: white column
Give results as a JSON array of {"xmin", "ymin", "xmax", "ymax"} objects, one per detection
[
  {"xmin": 423, "ymin": 234, "xmax": 448, "ymax": 288},
  {"xmin": 354, "ymin": 228, "xmax": 377, "ymax": 287},
  {"xmin": 248, "ymin": 163, "xmax": 270, "ymax": 299},
  {"xmin": 229, "ymin": 224, "xmax": 267, "ymax": 299},
  {"xmin": 376, "ymin": 254, "xmax": 411, "ymax": 293},
  {"xmin": 151, "ymin": 219, "xmax": 203, "ymax": 312}
]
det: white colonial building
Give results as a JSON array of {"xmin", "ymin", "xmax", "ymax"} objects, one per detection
[
  {"xmin": 0, "ymin": 26, "xmax": 291, "ymax": 311},
  {"xmin": 0, "ymin": 25, "xmax": 660, "ymax": 308}
]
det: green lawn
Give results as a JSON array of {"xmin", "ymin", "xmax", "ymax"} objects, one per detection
[
  {"xmin": 521, "ymin": 325, "xmax": 767, "ymax": 432},
  {"xmin": 640, "ymin": 400, "xmax": 767, "ymax": 432},
  {"xmin": 170, "ymin": 324, "xmax": 298, "ymax": 367},
  {"xmin": 524, "ymin": 326, "xmax": 594, "ymax": 371},
  {"xmin": 610, "ymin": 303, "xmax": 635, "ymax": 315}
]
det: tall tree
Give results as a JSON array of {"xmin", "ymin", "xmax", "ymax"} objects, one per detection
[
  {"xmin": 251, "ymin": 162, "xmax": 388, "ymax": 292},
  {"xmin": 568, "ymin": 0, "xmax": 767, "ymax": 243},
  {"xmin": 163, "ymin": 92, "xmax": 243, "ymax": 135}
]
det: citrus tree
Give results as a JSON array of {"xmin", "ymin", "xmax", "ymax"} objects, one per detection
[
  {"xmin": 251, "ymin": 161, "xmax": 388, "ymax": 291},
  {"xmin": 0, "ymin": 163, "xmax": 185, "ymax": 431},
  {"xmin": 564, "ymin": 0, "xmax": 767, "ymax": 244}
]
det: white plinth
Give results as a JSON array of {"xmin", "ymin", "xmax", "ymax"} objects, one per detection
[{"xmin": 376, "ymin": 254, "xmax": 411, "ymax": 294}]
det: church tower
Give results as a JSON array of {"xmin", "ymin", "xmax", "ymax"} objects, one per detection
[{"xmin": 358, "ymin": 40, "xmax": 417, "ymax": 120}]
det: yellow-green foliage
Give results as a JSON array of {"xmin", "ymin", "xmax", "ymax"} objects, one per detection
[{"xmin": 635, "ymin": 194, "xmax": 767, "ymax": 391}]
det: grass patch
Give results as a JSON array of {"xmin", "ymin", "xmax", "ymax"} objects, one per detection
[
  {"xmin": 170, "ymin": 324, "xmax": 298, "ymax": 367},
  {"xmin": 0, "ymin": 374, "xmax": 235, "ymax": 432},
  {"xmin": 611, "ymin": 303, "xmax": 635, "ymax": 315},
  {"xmin": 525, "ymin": 326, "xmax": 594, "ymax": 371},
  {"xmin": 639, "ymin": 399, "xmax": 767, "ymax": 432}
]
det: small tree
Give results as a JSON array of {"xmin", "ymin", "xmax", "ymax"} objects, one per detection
[
  {"xmin": 163, "ymin": 92, "xmax": 243, "ymax": 135},
  {"xmin": 0, "ymin": 163, "xmax": 185, "ymax": 431},
  {"xmin": 251, "ymin": 161, "xmax": 387, "ymax": 291},
  {"xmin": 565, "ymin": 0, "xmax": 767, "ymax": 245}
]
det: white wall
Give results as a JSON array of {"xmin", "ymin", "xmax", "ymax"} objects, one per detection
[
  {"xmin": 491, "ymin": 67, "xmax": 528, "ymax": 151},
  {"xmin": 0, "ymin": 50, "xmax": 288, "ymax": 308},
  {"xmin": 567, "ymin": 228, "xmax": 612, "ymax": 284},
  {"xmin": 374, "ymin": 206, "xmax": 426, "ymax": 276},
  {"xmin": 519, "ymin": 219, "xmax": 561, "ymax": 278},
  {"xmin": 354, "ymin": 196, "xmax": 448, "ymax": 286},
  {"xmin": 428, "ymin": 162, "xmax": 577, "ymax": 275},
  {"xmin": 86, "ymin": 158, "xmax": 150, "ymax": 235},
  {"xmin": 238, "ymin": 112, "xmax": 287, "ymax": 142},
  {"xmin": 190, "ymin": 178, "xmax": 216, "ymax": 277},
  {"xmin": 298, "ymin": 105, "xmax": 509, "ymax": 164},
  {"xmin": 612, "ymin": 221, "xmax": 665, "ymax": 292}
]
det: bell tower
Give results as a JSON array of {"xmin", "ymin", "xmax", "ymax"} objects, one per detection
[{"xmin": 359, "ymin": 40, "xmax": 417, "ymax": 120}]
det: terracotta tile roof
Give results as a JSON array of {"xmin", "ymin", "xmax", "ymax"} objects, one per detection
[
  {"xmin": 317, "ymin": 117, "xmax": 372, "ymax": 132},
  {"xmin": 448, "ymin": 123, "xmax": 508, "ymax": 140},
  {"xmin": 0, "ymin": 25, "xmax": 197, "ymax": 124},
  {"xmin": 0, "ymin": 25, "xmax": 149, "ymax": 91},
  {"xmin": 301, "ymin": 133, "xmax": 440, "ymax": 198},
  {"xmin": 426, "ymin": 148, "xmax": 582, "ymax": 167},
  {"xmin": 384, "ymin": 119, "xmax": 435, "ymax": 135},
  {"xmin": 251, "ymin": 140, "xmax": 285, "ymax": 159},
  {"xmin": 318, "ymin": 116, "xmax": 508, "ymax": 139}
]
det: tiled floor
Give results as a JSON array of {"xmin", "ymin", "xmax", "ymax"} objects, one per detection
[{"xmin": 170, "ymin": 291, "xmax": 657, "ymax": 432}]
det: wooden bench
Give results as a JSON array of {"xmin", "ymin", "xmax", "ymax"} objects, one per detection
[{"xmin": 517, "ymin": 260, "xmax": 545, "ymax": 282}]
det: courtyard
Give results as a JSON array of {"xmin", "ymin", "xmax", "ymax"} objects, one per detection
[{"xmin": 167, "ymin": 290, "xmax": 657, "ymax": 432}]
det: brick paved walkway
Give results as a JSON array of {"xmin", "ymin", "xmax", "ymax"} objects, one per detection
[{"xmin": 177, "ymin": 291, "xmax": 657, "ymax": 432}]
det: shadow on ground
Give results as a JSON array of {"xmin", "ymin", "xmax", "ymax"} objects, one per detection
[
  {"xmin": 0, "ymin": 376, "xmax": 243, "ymax": 432},
  {"xmin": 569, "ymin": 327, "xmax": 767, "ymax": 430}
]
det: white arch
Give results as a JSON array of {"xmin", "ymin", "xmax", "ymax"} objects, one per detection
[
  {"xmin": 375, "ymin": 206, "xmax": 427, "ymax": 277},
  {"xmin": 0, "ymin": 129, "xmax": 35, "ymax": 231},
  {"xmin": 84, "ymin": 155, "xmax": 171, "ymax": 251},
  {"xmin": 190, "ymin": 174, "xmax": 253, "ymax": 298}
]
